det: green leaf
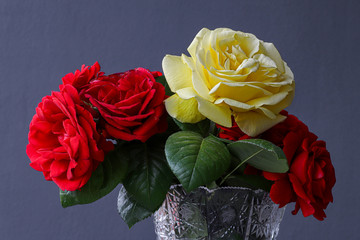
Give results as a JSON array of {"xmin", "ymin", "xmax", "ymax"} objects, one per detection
[
  {"xmin": 123, "ymin": 138, "xmax": 173, "ymax": 212},
  {"xmin": 227, "ymin": 139, "xmax": 288, "ymax": 173},
  {"xmin": 117, "ymin": 185, "xmax": 153, "ymax": 228},
  {"xmin": 165, "ymin": 131, "xmax": 231, "ymax": 192},
  {"xmin": 60, "ymin": 146, "xmax": 129, "ymax": 207},
  {"xmin": 155, "ymin": 75, "xmax": 173, "ymax": 96},
  {"xmin": 173, "ymin": 118, "xmax": 210, "ymax": 137},
  {"xmin": 224, "ymin": 175, "xmax": 273, "ymax": 192}
]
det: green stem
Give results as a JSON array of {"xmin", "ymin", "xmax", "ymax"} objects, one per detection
[{"xmin": 219, "ymin": 149, "xmax": 264, "ymax": 186}]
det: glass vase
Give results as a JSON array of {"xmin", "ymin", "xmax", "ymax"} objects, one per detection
[{"xmin": 153, "ymin": 185, "xmax": 285, "ymax": 240}]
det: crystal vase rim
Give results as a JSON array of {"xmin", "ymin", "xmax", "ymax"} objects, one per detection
[{"xmin": 169, "ymin": 184, "xmax": 269, "ymax": 195}]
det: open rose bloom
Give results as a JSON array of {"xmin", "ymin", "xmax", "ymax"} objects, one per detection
[
  {"xmin": 82, "ymin": 68, "xmax": 167, "ymax": 142},
  {"xmin": 163, "ymin": 28, "xmax": 295, "ymax": 137},
  {"xmin": 26, "ymin": 85, "xmax": 110, "ymax": 191}
]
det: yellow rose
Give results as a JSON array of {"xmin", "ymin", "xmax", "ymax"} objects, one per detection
[{"xmin": 163, "ymin": 28, "xmax": 295, "ymax": 136}]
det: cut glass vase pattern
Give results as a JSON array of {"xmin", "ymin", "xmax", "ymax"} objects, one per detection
[{"xmin": 153, "ymin": 185, "xmax": 285, "ymax": 240}]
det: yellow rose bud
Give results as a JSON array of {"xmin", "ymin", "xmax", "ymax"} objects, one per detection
[{"xmin": 163, "ymin": 28, "xmax": 295, "ymax": 136}]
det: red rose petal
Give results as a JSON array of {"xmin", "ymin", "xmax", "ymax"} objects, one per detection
[
  {"xmin": 263, "ymin": 171, "xmax": 286, "ymax": 181},
  {"xmin": 312, "ymin": 207, "xmax": 326, "ymax": 221},
  {"xmin": 313, "ymin": 162, "xmax": 325, "ymax": 179},
  {"xmin": 291, "ymin": 202, "xmax": 300, "ymax": 216},
  {"xmin": 269, "ymin": 179, "xmax": 294, "ymax": 208},
  {"xmin": 282, "ymin": 131, "xmax": 303, "ymax": 162},
  {"xmin": 290, "ymin": 151, "xmax": 308, "ymax": 184},
  {"xmin": 146, "ymin": 82, "xmax": 166, "ymax": 109},
  {"xmin": 151, "ymin": 71, "xmax": 162, "ymax": 78},
  {"xmin": 105, "ymin": 124, "xmax": 147, "ymax": 142},
  {"xmin": 288, "ymin": 173, "xmax": 311, "ymax": 202},
  {"xmin": 139, "ymin": 89, "xmax": 156, "ymax": 114},
  {"xmin": 53, "ymin": 176, "xmax": 82, "ymax": 191},
  {"xmin": 73, "ymin": 159, "xmax": 91, "ymax": 177},
  {"xmin": 50, "ymin": 160, "xmax": 68, "ymax": 178},
  {"xmin": 298, "ymin": 198, "xmax": 315, "ymax": 217},
  {"xmin": 312, "ymin": 178, "xmax": 326, "ymax": 199},
  {"xmin": 133, "ymin": 105, "xmax": 165, "ymax": 137}
]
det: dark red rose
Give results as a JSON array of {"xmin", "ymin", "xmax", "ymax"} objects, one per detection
[
  {"xmin": 83, "ymin": 68, "xmax": 168, "ymax": 142},
  {"xmin": 289, "ymin": 139, "xmax": 335, "ymax": 220},
  {"xmin": 262, "ymin": 114, "xmax": 336, "ymax": 220},
  {"xmin": 26, "ymin": 85, "xmax": 112, "ymax": 191},
  {"xmin": 266, "ymin": 136, "xmax": 336, "ymax": 220},
  {"xmin": 60, "ymin": 62, "xmax": 103, "ymax": 91},
  {"xmin": 217, "ymin": 111, "xmax": 336, "ymax": 220}
]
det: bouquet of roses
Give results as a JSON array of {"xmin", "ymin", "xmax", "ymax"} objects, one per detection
[{"xmin": 27, "ymin": 28, "xmax": 335, "ymax": 228}]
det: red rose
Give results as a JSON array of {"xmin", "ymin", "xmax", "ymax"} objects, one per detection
[
  {"xmin": 265, "ymin": 138, "xmax": 335, "ymax": 221},
  {"xmin": 289, "ymin": 139, "xmax": 335, "ymax": 220},
  {"xmin": 262, "ymin": 115, "xmax": 335, "ymax": 220},
  {"xmin": 26, "ymin": 85, "xmax": 111, "ymax": 191},
  {"xmin": 217, "ymin": 112, "xmax": 336, "ymax": 220},
  {"xmin": 83, "ymin": 68, "xmax": 168, "ymax": 142}
]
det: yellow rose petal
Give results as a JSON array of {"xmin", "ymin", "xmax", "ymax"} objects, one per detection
[
  {"xmin": 253, "ymin": 54, "xmax": 277, "ymax": 68},
  {"xmin": 188, "ymin": 28, "xmax": 210, "ymax": 58},
  {"xmin": 215, "ymin": 98, "xmax": 254, "ymax": 111},
  {"xmin": 266, "ymin": 85, "xmax": 295, "ymax": 113},
  {"xmin": 165, "ymin": 94, "xmax": 205, "ymax": 123},
  {"xmin": 207, "ymin": 68, "xmax": 247, "ymax": 85},
  {"xmin": 246, "ymin": 87, "xmax": 292, "ymax": 107},
  {"xmin": 257, "ymin": 107, "xmax": 277, "ymax": 119},
  {"xmin": 182, "ymin": 54, "xmax": 214, "ymax": 101},
  {"xmin": 234, "ymin": 32, "xmax": 260, "ymax": 57},
  {"xmin": 162, "ymin": 55, "xmax": 193, "ymax": 93},
  {"xmin": 196, "ymin": 96, "xmax": 232, "ymax": 127},
  {"xmin": 284, "ymin": 62, "xmax": 294, "ymax": 79},
  {"xmin": 176, "ymin": 87, "xmax": 197, "ymax": 99},
  {"xmin": 209, "ymin": 82, "xmax": 271, "ymax": 103},
  {"xmin": 259, "ymin": 42, "xmax": 285, "ymax": 73},
  {"xmin": 234, "ymin": 111, "xmax": 287, "ymax": 137}
]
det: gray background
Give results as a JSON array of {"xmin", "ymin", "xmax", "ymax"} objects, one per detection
[{"xmin": 1, "ymin": 0, "xmax": 359, "ymax": 239}]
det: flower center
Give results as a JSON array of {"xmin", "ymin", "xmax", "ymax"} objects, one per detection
[{"xmin": 223, "ymin": 44, "xmax": 247, "ymax": 70}]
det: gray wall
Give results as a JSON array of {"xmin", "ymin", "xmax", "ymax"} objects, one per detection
[{"xmin": 1, "ymin": 0, "xmax": 359, "ymax": 239}]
